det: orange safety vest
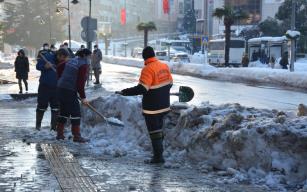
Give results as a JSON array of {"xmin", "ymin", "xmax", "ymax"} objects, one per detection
[{"xmin": 139, "ymin": 57, "xmax": 173, "ymax": 115}]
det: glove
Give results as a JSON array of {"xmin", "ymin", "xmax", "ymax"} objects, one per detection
[{"xmin": 115, "ymin": 91, "xmax": 123, "ymax": 95}]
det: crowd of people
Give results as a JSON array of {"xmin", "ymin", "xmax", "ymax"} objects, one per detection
[
  {"xmin": 13, "ymin": 43, "xmax": 172, "ymax": 164},
  {"xmin": 242, "ymin": 49, "xmax": 289, "ymax": 69}
]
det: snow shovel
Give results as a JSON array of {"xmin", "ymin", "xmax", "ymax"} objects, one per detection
[
  {"xmin": 171, "ymin": 86, "xmax": 194, "ymax": 103},
  {"xmin": 0, "ymin": 79, "xmax": 17, "ymax": 84},
  {"xmin": 78, "ymin": 97, "xmax": 125, "ymax": 127},
  {"xmin": 86, "ymin": 103, "xmax": 125, "ymax": 127}
]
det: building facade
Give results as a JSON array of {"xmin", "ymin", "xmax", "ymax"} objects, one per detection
[
  {"xmin": 60, "ymin": 0, "xmax": 179, "ymax": 42},
  {"xmin": 198, "ymin": 0, "xmax": 284, "ymax": 39},
  {"xmin": 261, "ymin": 0, "xmax": 284, "ymax": 21}
]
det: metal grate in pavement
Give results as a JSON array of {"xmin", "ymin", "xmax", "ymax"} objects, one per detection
[{"xmin": 41, "ymin": 144, "xmax": 98, "ymax": 192}]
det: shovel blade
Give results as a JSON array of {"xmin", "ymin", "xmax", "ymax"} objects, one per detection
[{"xmin": 178, "ymin": 86, "xmax": 194, "ymax": 103}]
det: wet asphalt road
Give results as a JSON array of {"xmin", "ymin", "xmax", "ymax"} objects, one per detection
[{"xmin": 100, "ymin": 64, "xmax": 307, "ymax": 112}]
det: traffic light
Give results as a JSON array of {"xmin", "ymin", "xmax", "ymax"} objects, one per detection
[{"xmin": 81, "ymin": 16, "xmax": 97, "ymax": 43}]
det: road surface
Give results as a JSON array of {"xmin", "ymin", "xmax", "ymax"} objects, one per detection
[{"xmin": 101, "ymin": 63, "xmax": 307, "ymax": 111}]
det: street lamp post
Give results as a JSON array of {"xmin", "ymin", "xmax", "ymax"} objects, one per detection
[{"xmin": 56, "ymin": 0, "xmax": 73, "ymax": 48}]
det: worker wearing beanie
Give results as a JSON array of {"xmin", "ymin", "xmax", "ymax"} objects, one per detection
[{"xmin": 116, "ymin": 46, "xmax": 173, "ymax": 164}]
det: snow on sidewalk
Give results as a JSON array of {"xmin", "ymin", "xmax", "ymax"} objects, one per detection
[
  {"xmin": 78, "ymin": 95, "xmax": 307, "ymax": 191},
  {"xmin": 103, "ymin": 56, "xmax": 307, "ymax": 90}
]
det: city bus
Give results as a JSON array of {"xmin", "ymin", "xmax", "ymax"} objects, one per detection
[{"xmin": 208, "ymin": 38, "xmax": 245, "ymax": 67}]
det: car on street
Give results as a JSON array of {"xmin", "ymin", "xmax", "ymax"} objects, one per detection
[{"xmin": 155, "ymin": 51, "xmax": 168, "ymax": 61}]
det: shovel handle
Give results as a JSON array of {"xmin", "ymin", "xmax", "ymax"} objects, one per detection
[
  {"xmin": 170, "ymin": 93, "xmax": 180, "ymax": 96},
  {"xmin": 39, "ymin": 53, "xmax": 57, "ymax": 72},
  {"xmin": 87, "ymin": 103, "xmax": 107, "ymax": 121}
]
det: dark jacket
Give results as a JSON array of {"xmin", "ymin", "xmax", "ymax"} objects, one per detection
[
  {"xmin": 57, "ymin": 57, "xmax": 89, "ymax": 99},
  {"xmin": 36, "ymin": 50, "xmax": 57, "ymax": 88},
  {"xmin": 241, "ymin": 55, "xmax": 249, "ymax": 67},
  {"xmin": 67, "ymin": 48, "xmax": 75, "ymax": 58},
  {"xmin": 14, "ymin": 55, "xmax": 29, "ymax": 80},
  {"xmin": 279, "ymin": 56, "xmax": 289, "ymax": 69},
  {"xmin": 92, "ymin": 49, "xmax": 102, "ymax": 69}
]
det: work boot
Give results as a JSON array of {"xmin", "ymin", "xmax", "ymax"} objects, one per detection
[
  {"xmin": 56, "ymin": 123, "xmax": 65, "ymax": 140},
  {"xmin": 50, "ymin": 110, "xmax": 58, "ymax": 131},
  {"xmin": 144, "ymin": 138, "xmax": 165, "ymax": 164},
  {"xmin": 35, "ymin": 110, "xmax": 45, "ymax": 131},
  {"xmin": 71, "ymin": 125, "xmax": 89, "ymax": 143}
]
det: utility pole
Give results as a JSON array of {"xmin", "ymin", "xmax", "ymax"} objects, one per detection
[
  {"xmin": 290, "ymin": 0, "xmax": 296, "ymax": 72},
  {"xmin": 68, "ymin": 0, "xmax": 71, "ymax": 48}
]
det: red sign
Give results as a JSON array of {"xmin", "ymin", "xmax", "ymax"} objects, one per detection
[
  {"xmin": 121, "ymin": 8, "xmax": 126, "ymax": 25},
  {"xmin": 6, "ymin": 28, "xmax": 16, "ymax": 34},
  {"xmin": 163, "ymin": 0, "xmax": 170, "ymax": 14}
]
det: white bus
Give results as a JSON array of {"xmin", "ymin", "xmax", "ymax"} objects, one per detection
[{"xmin": 208, "ymin": 38, "xmax": 245, "ymax": 67}]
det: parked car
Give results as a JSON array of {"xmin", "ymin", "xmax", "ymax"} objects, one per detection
[
  {"xmin": 131, "ymin": 47, "xmax": 143, "ymax": 58},
  {"xmin": 172, "ymin": 52, "xmax": 190, "ymax": 63},
  {"xmin": 155, "ymin": 51, "xmax": 168, "ymax": 61}
]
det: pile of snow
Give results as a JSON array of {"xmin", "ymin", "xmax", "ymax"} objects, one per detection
[
  {"xmin": 20, "ymin": 94, "xmax": 307, "ymax": 190},
  {"xmin": 248, "ymin": 36, "xmax": 288, "ymax": 43},
  {"xmin": 190, "ymin": 52, "xmax": 206, "ymax": 64},
  {"xmin": 295, "ymin": 58, "xmax": 307, "ymax": 71},
  {"xmin": 286, "ymin": 30, "xmax": 301, "ymax": 39},
  {"xmin": 103, "ymin": 56, "xmax": 307, "ymax": 90},
  {"xmin": 78, "ymin": 95, "xmax": 307, "ymax": 191}
]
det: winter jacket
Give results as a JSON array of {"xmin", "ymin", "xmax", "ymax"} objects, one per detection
[
  {"xmin": 36, "ymin": 50, "xmax": 57, "ymax": 88},
  {"xmin": 14, "ymin": 56, "xmax": 29, "ymax": 80},
  {"xmin": 241, "ymin": 56, "xmax": 249, "ymax": 67},
  {"xmin": 121, "ymin": 57, "xmax": 173, "ymax": 115},
  {"xmin": 67, "ymin": 48, "xmax": 75, "ymax": 58},
  {"xmin": 279, "ymin": 56, "xmax": 289, "ymax": 69},
  {"xmin": 91, "ymin": 49, "xmax": 102, "ymax": 69},
  {"xmin": 57, "ymin": 57, "xmax": 89, "ymax": 99}
]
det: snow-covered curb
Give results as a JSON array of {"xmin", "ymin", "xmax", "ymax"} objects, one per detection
[{"xmin": 103, "ymin": 56, "xmax": 307, "ymax": 90}]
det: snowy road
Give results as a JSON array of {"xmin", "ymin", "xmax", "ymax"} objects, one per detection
[{"xmin": 100, "ymin": 63, "xmax": 307, "ymax": 111}]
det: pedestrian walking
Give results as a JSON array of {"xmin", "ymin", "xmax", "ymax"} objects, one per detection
[
  {"xmin": 269, "ymin": 55, "xmax": 276, "ymax": 69},
  {"xmin": 56, "ymin": 48, "xmax": 91, "ymax": 143},
  {"xmin": 36, "ymin": 43, "xmax": 59, "ymax": 131},
  {"xmin": 14, "ymin": 49, "xmax": 29, "ymax": 94},
  {"xmin": 279, "ymin": 53, "xmax": 289, "ymax": 70},
  {"xmin": 92, "ymin": 45, "xmax": 102, "ymax": 84},
  {"xmin": 241, "ymin": 54, "xmax": 249, "ymax": 67},
  {"xmin": 116, "ymin": 46, "xmax": 173, "ymax": 164},
  {"xmin": 63, "ymin": 42, "xmax": 75, "ymax": 58},
  {"xmin": 252, "ymin": 50, "xmax": 258, "ymax": 62}
]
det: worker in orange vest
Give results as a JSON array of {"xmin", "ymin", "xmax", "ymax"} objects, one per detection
[{"xmin": 116, "ymin": 46, "xmax": 173, "ymax": 164}]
